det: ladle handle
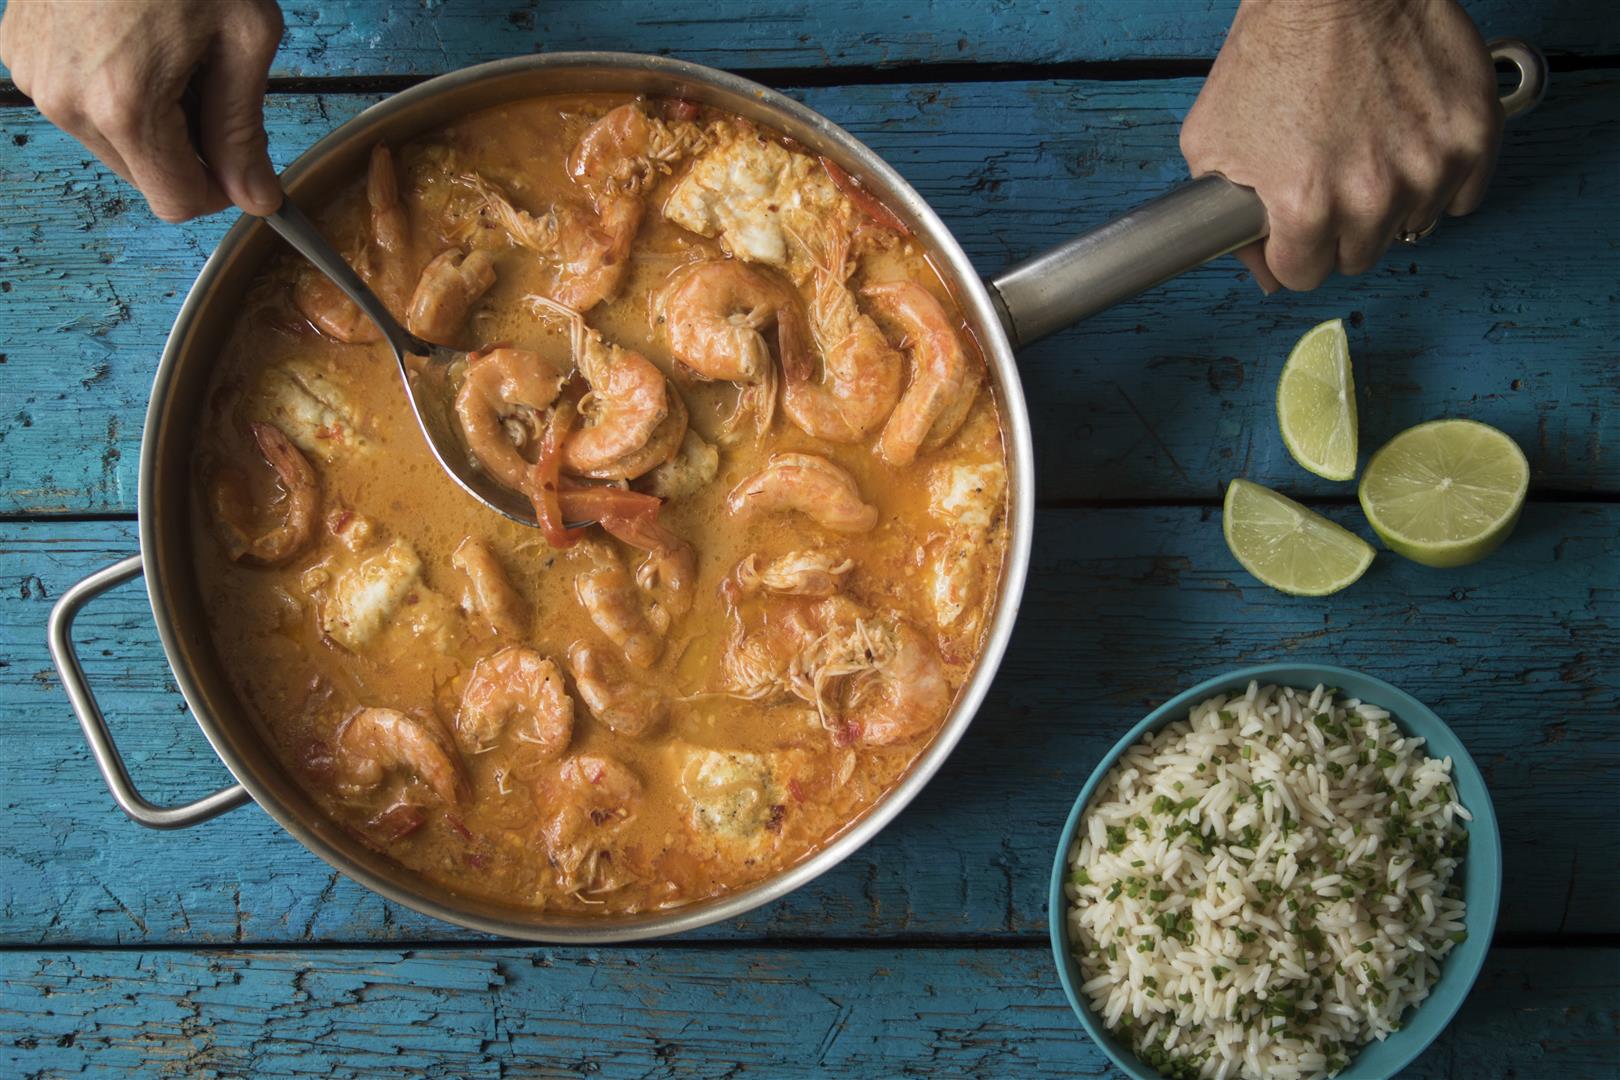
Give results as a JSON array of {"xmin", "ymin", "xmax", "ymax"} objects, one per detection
[
  {"xmin": 48, "ymin": 554, "xmax": 251, "ymax": 829},
  {"xmin": 260, "ymin": 195, "xmax": 432, "ymax": 356},
  {"xmin": 989, "ymin": 37, "xmax": 1548, "ymax": 348}
]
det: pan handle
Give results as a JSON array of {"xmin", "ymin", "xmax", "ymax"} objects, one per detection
[
  {"xmin": 47, "ymin": 554, "xmax": 252, "ymax": 829},
  {"xmin": 988, "ymin": 38, "xmax": 1548, "ymax": 348}
]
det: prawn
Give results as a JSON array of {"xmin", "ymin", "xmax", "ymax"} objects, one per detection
[
  {"xmin": 457, "ymin": 173, "xmax": 617, "ymax": 310},
  {"xmin": 541, "ymin": 753, "xmax": 643, "ymax": 894},
  {"xmin": 293, "ymin": 144, "xmax": 412, "ymax": 343},
  {"xmin": 718, "ymin": 595, "xmax": 873, "ymax": 734},
  {"xmin": 725, "ymin": 602, "xmax": 946, "ymax": 745},
  {"xmin": 569, "ymin": 102, "xmax": 702, "ymax": 201},
  {"xmin": 844, "ymin": 621, "xmax": 951, "ymax": 745},
  {"xmin": 366, "ymin": 142, "xmax": 413, "ymax": 305},
  {"xmin": 781, "ymin": 225, "xmax": 902, "ymax": 442},
  {"xmin": 209, "ymin": 421, "xmax": 320, "ymax": 567},
  {"xmin": 864, "ymin": 280, "xmax": 972, "ymax": 467},
  {"xmin": 527, "ymin": 294, "xmax": 682, "ymax": 481},
  {"xmin": 407, "ymin": 247, "xmax": 498, "ymax": 342},
  {"xmin": 726, "ymin": 452, "xmax": 879, "ymax": 533},
  {"xmin": 557, "ymin": 481, "xmax": 696, "ymax": 619},
  {"xmin": 601, "ymin": 508, "xmax": 697, "ymax": 619},
  {"xmin": 568, "ymin": 642, "xmax": 667, "ymax": 737},
  {"xmin": 451, "ymin": 537, "xmax": 528, "ymax": 638},
  {"xmin": 735, "ymin": 550, "xmax": 853, "ymax": 597},
  {"xmin": 332, "ymin": 707, "xmax": 468, "ymax": 805},
  {"xmin": 456, "ymin": 646, "xmax": 574, "ymax": 760},
  {"xmin": 655, "ymin": 259, "xmax": 807, "ymax": 439},
  {"xmin": 462, "ymin": 104, "xmax": 702, "ymax": 312},
  {"xmin": 576, "ymin": 544, "xmax": 665, "ymax": 669},
  {"xmin": 454, "ymin": 346, "xmax": 569, "ymax": 490},
  {"xmin": 560, "ymin": 102, "xmax": 704, "ymax": 309}
]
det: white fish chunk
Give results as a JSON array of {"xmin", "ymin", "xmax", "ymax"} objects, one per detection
[
  {"xmin": 255, "ymin": 364, "xmax": 367, "ymax": 460},
  {"xmin": 680, "ymin": 748, "xmax": 780, "ymax": 844},
  {"xmin": 927, "ymin": 462, "xmax": 1007, "ymax": 629},
  {"xmin": 663, "ymin": 126, "xmax": 844, "ymax": 280},
  {"xmin": 316, "ymin": 538, "xmax": 456, "ymax": 653}
]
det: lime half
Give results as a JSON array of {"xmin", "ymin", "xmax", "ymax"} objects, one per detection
[
  {"xmin": 1277, "ymin": 318, "xmax": 1358, "ymax": 481},
  {"xmin": 1358, "ymin": 419, "xmax": 1529, "ymax": 567},
  {"xmin": 1223, "ymin": 478, "xmax": 1374, "ymax": 596}
]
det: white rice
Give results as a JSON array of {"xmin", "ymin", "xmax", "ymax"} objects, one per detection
[{"xmin": 1064, "ymin": 683, "xmax": 1470, "ymax": 1080}]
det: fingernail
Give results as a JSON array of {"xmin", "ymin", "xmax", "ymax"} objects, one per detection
[{"xmin": 243, "ymin": 163, "xmax": 283, "ymax": 215}]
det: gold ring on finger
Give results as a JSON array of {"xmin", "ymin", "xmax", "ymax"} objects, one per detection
[{"xmin": 1397, "ymin": 218, "xmax": 1441, "ymax": 246}]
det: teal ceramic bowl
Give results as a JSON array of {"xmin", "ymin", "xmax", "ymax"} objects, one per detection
[{"xmin": 1048, "ymin": 663, "xmax": 1501, "ymax": 1080}]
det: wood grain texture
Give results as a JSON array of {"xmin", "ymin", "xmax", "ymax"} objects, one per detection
[
  {"xmin": 0, "ymin": 0, "xmax": 1606, "ymax": 82},
  {"xmin": 3, "ymin": 505, "xmax": 1613, "ymax": 945},
  {"xmin": 1, "ymin": 73, "xmax": 1615, "ymax": 513},
  {"xmin": 1, "ymin": 945, "xmax": 1615, "ymax": 1077},
  {"xmin": 260, "ymin": 0, "xmax": 1620, "ymax": 74}
]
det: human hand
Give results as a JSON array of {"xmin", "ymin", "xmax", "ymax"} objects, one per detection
[
  {"xmin": 1, "ymin": 0, "xmax": 284, "ymax": 222},
  {"xmin": 1180, "ymin": 0, "xmax": 1501, "ymax": 293}
]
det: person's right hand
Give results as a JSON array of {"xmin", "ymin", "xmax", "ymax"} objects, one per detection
[
  {"xmin": 1179, "ymin": 0, "xmax": 1501, "ymax": 294},
  {"xmin": 1, "ymin": 0, "xmax": 284, "ymax": 222}
]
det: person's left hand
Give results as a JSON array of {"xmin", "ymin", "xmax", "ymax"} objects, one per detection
[{"xmin": 1180, "ymin": 0, "xmax": 1502, "ymax": 294}]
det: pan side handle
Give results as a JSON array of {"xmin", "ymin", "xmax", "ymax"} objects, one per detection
[
  {"xmin": 47, "ymin": 554, "xmax": 251, "ymax": 829},
  {"xmin": 989, "ymin": 38, "xmax": 1548, "ymax": 348}
]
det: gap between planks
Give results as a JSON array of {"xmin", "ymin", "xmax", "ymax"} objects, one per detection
[
  {"xmin": 2, "ymin": 932, "xmax": 1614, "ymax": 955},
  {"xmin": 3, "ymin": 51, "xmax": 1618, "ymax": 107}
]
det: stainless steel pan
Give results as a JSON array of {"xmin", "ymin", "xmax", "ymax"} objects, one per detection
[{"xmin": 48, "ymin": 47, "xmax": 1545, "ymax": 941}]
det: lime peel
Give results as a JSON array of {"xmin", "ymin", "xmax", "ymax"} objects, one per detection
[
  {"xmin": 1358, "ymin": 419, "xmax": 1529, "ymax": 568},
  {"xmin": 1277, "ymin": 318, "xmax": 1358, "ymax": 482},
  {"xmin": 1223, "ymin": 478, "xmax": 1374, "ymax": 596}
]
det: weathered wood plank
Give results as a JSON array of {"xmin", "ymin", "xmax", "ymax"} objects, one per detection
[
  {"xmin": 2, "ymin": 506, "xmax": 1613, "ymax": 945},
  {"xmin": 1, "ymin": 73, "xmax": 1614, "ymax": 513},
  {"xmin": 1, "ymin": 0, "xmax": 1606, "ymax": 81},
  {"xmin": 0, "ymin": 945, "xmax": 1614, "ymax": 1077}
]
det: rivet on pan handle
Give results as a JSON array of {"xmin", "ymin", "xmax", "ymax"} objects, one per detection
[
  {"xmin": 47, "ymin": 554, "xmax": 251, "ymax": 829},
  {"xmin": 988, "ymin": 38, "xmax": 1549, "ymax": 348}
]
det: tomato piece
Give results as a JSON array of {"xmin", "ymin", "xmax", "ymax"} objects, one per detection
[{"xmin": 664, "ymin": 98, "xmax": 700, "ymax": 123}]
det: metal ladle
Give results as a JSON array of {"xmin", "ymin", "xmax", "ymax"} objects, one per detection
[{"xmin": 260, "ymin": 197, "xmax": 549, "ymax": 526}]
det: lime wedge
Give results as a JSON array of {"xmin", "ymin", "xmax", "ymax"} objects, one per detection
[
  {"xmin": 1358, "ymin": 419, "xmax": 1529, "ymax": 567},
  {"xmin": 1223, "ymin": 478, "xmax": 1375, "ymax": 595},
  {"xmin": 1277, "ymin": 318, "xmax": 1358, "ymax": 481}
]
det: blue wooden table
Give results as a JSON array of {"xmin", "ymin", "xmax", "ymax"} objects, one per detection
[{"xmin": 2, "ymin": 2, "xmax": 1616, "ymax": 1075}]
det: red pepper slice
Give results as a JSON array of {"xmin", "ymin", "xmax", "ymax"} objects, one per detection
[
  {"xmin": 557, "ymin": 485, "xmax": 663, "ymax": 525},
  {"xmin": 820, "ymin": 156, "xmax": 912, "ymax": 237},
  {"xmin": 526, "ymin": 402, "xmax": 589, "ymax": 550}
]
